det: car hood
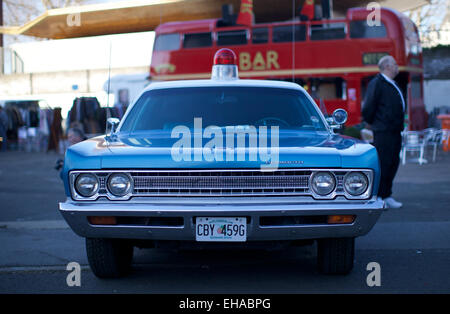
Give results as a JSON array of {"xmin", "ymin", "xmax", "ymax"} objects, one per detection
[{"xmin": 65, "ymin": 130, "xmax": 378, "ymax": 170}]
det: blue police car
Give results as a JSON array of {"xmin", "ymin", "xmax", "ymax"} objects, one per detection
[{"xmin": 59, "ymin": 49, "xmax": 384, "ymax": 278}]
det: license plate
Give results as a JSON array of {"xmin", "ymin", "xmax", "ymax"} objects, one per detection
[{"xmin": 196, "ymin": 217, "xmax": 247, "ymax": 242}]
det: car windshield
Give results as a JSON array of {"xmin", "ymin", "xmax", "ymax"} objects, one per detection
[{"xmin": 120, "ymin": 86, "xmax": 327, "ymax": 132}]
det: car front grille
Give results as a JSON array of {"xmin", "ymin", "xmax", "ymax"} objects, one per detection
[
  {"xmin": 71, "ymin": 169, "xmax": 372, "ymax": 200},
  {"xmin": 131, "ymin": 170, "xmax": 313, "ymax": 196}
]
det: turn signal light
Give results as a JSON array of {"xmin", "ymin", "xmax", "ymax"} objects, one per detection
[
  {"xmin": 88, "ymin": 216, "xmax": 117, "ymax": 225},
  {"xmin": 327, "ymin": 215, "xmax": 355, "ymax": 224}
]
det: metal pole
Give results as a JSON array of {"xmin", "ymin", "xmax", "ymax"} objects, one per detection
[
  {"xmin": 0, "ymin": 0, "xmax": 4, "ymax": 74},
  {"xmin": 291, "ymin": 0, "xmax": 295, "ymax": 82},
  {"xmin": 0, "ymin": 0, "xmax": 3, "ymax": 47}
]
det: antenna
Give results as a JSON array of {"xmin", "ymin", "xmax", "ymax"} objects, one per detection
[{"xmin": 106, "ymin": 41, "xmax": 112, "ymax": 120}]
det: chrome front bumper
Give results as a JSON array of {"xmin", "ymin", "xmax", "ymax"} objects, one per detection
[{"xmin": 59, "ymin": 197, "xmax": 385, "ymax": 241}]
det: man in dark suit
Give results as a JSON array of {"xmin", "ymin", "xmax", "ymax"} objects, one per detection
[{"xmin": 362, "ymin": 55, "xmax": 406, "ymax": 209}]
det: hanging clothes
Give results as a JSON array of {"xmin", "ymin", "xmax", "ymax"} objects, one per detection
[
  {"xmin": 48, "ymin": 108, "xmax": 63, "ymax": 152},
  {"xmin": 29, "ymin": 108, "xmax": 40, "ymax": 128},
  {"xmin": 38, "ymin": 109, "xmax": 50, "ymax": 152},
  {"xmin": 68, "ymin": 97, "xmax": 102, "ymax": 135},
  {"xmin": 38, "ymin": 109, "xmax": 50, "ymax": 136}
]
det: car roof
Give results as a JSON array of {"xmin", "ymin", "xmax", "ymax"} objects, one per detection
[{"xmin": 143, "ymin": 79, "xmax": 304, "ymax": 92}]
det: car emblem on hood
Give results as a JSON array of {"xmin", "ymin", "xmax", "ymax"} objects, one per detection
[{"xmin": 277, "ymin": 160, "xmax": 304, "ymax": 165}]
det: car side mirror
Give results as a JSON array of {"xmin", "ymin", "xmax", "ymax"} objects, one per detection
[
  {"xmin": 328, "ymin": 109, "xmax": 348, "ymax": 129},
  {"xmin": 106, "ymin": 117, "xmax": 120, "ymax": 138}
]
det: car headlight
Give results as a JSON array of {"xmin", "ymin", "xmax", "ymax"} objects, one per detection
[
  {"xmin": 311, "ymin": 172, "xmax": 336, "ymax": 196},
  {"xmin": 344, "ymin": 172, "xmax": 368, "ymax": 196},
  {"xmin": 75, "ymin": 173, "xmax": 99, "ymax": 197},
  {"xmin": 107, "ymin": 173, "xmax": 132, "ymax": 197}
]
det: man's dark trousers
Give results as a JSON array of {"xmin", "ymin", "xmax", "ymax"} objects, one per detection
[{"xmin": 373, "ymin": 131, "xmax": 402, "ymax": 199}]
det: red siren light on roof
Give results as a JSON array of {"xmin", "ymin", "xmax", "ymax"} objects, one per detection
[
  {"xmin": 213, "ymin": 48, "xmax": 237, "ymax": 65},
  {"xmin": 211, "ymin": 48, "xmax": 239, "ymax": 80}
]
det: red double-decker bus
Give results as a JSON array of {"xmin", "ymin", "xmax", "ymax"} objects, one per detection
[{"xmin": 150, "ymin": 7, "xmax": 426, "ymax": 130}]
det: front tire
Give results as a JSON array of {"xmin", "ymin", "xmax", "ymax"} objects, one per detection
[
  {"xmin": 86, "ymin": 238, "xmax": 134, "ymax": 278},
  {"xmin": 317, "ymin": 237, "xmax": 355, "ymax": 275}
]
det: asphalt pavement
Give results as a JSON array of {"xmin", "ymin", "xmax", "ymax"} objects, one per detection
[{"xmin": 0, "ymin": 149, "xmax": 449, "ymax": 294}]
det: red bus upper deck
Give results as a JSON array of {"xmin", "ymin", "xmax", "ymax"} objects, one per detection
[{"xmin": 150, "ymin": 7, "xmax": 426, "ymax": 130}]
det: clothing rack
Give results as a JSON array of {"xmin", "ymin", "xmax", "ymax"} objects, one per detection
[{"xmin": 1, "ymin": 101, "xmax": 61, "ymax": 153}]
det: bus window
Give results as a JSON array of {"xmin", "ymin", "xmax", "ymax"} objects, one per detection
[
  {"xmin": 310, "ymin": 77, "xmax": 346, "ymax": 100},
  {"xmin": 217, "ymin": 30, "xmax": 247, "ymax": 46},
  {"xmin": 273, "ymin": 25, "xmax": 306, "ymax": 43},
  {"xmin": 362, "ymin": 52, "xmax": 389, "ymax": 65},
  {"xmin": 310, "ymin": 23, "xmax": 346, "ymax": 41},
  {"xmin": 350, "ymin": 20, "xmax": 387, "ymax": 38},
  {"xmin": 183, "ymin": 32, "xmax": 213, "ymax": 48},
  {"xmin": 252, "ymin": 28, "xmax": 269, "ymax": 44},
  {"xmin": 402, "ymin": 17, "xmax": 421, "ymax": 57},
  {"xmin": 154, "ymin": 33, "xmax": 181, "ymax": 51}
]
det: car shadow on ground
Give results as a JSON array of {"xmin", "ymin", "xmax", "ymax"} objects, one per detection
[{"xmin": 79, "ymin": 244, "xmax": 367, "ymax": 293}]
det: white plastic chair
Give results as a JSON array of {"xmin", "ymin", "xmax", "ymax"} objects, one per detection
[
  {"xmin": 401, "ymin": 131, "xmax": 427, "ymax": 165},
  {"xmin": 423, "ymin": 129, "xmax": 442, "ymax": 162}
]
